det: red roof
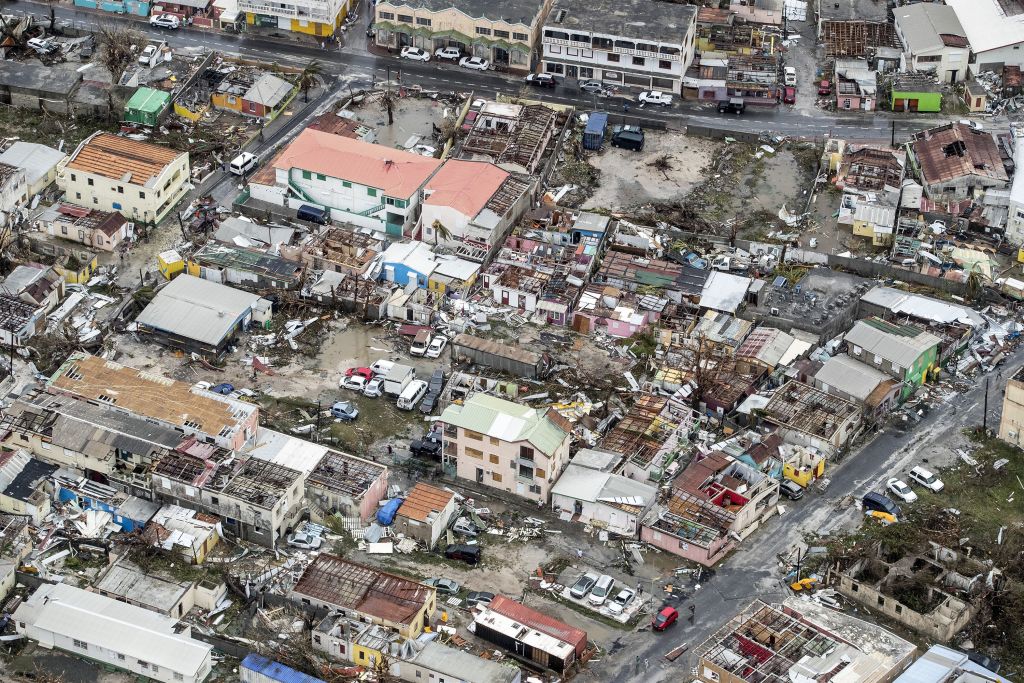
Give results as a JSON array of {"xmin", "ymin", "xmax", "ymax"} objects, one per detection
[
  {"xmin": 423, "ymin": 160, "xmax": 509, "ymax": 219},
  {"xmin": 488, "ymin": 596, "xmax": 587, "ymax": 656}
]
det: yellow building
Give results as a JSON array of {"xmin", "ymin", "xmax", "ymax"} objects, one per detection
[
  {"xmin": 374, "ymin": 0, "xmax": 553, "ymax": 71},
  {"xmin": 54, "ymin": 253, "xmax": 99, "ymax": 284},
  {"xmin": 158, "ymin": 249, "xmax": 185, "ymax": 280},
  {"xmin": 851, "ymin": 201, "xmax": 896, "ymax": 246},
  {"xmin": 241, "ymin": 0, "xmax": 348, "ymax": 36}
]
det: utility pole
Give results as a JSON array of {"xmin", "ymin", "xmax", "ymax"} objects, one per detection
[
  {"xmin": 314, "ymin": 399, "xmax": 322, "ymax": 443},
  {"xmin": 983, "ymin": 377, "xmax": 990, "ymax": 434},
  {"xmin": 891, "ymin": 120, "xmax": 896, "ymax": 147}
]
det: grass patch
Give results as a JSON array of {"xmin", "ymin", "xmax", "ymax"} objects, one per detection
[
  {"xmin": 259, "ymin": 393, "xmax": 421, "ymax": 452},
  {"xmin": 0, "ymin": 106, "xmax": 121, "ymax": 149}
]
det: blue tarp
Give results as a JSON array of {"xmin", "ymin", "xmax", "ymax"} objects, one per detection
[
  {"xmin": 376, "ymin": 498, "xmax": 404, "ymax": 525},
  {"xmin": 241, "ymin": 654, "xmax": 325, "ymax": 683}
]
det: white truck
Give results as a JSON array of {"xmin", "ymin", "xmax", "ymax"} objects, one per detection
[{"xmin": 384, "ymin": 364, "xmax": 415, "ymax": 396}]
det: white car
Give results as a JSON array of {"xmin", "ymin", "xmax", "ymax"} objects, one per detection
[
  {"xmin": 149, "ymin": 14, "xmax": 181, "ymax": 29},
  {"xmin": 637, "ymin": 91, "xmax": 672, "ymax": 106},
  {"xmin": 138, "ymin": 44, "xmax": 159, "ymax": 64},
  {"xmin": 784, "ymin": 66, "xmax": 797, "ymax": 85},
  {"xmin": 908, "ymin": 466, "xmax": 944, "ymax": 492},
  {"xmin": 606, "ymin": 587, "xmax": 635, "ymax": 615},
  {"xmin": 400, "ymin": 46, "xmax": 430, "ymax": 62},
  {"xmin": 342, "ymin": 374, "xmax": 368, "ymax": 392},
  {"xmin": 363, "ymin": 376, "xmax": 385, "ymax": 398},
  {"xmin": 887, "ymin": 478, "xmax": 918, "ymax": 503},
  {"xmin": 287, "ymin": 532, "xmax": 323, "ymax": 550},
  {"xmin": 435, "ymin": 46, "xmax": 461, "ymax": 61},
  {"xmin": 425, "ymin": 335, "xmax": 448, "ymax": 358},
  {"xmin": 459, "ymin": 56, "xmax": 490, "ymax": 71},
  {"xmin": 27, "ymin": 37, "xmax": 59, "ymax": 55}
]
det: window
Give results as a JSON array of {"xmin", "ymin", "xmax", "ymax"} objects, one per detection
[
  {"xmin": 302, "ymin": 170, "xmax": 312, "ymax": 180},
  {"xmin": 397, "ymin": 13, "xmax": 412, "ymax": 21},
  {"xmin": 489, "ymin": 436, "xmax": 499, "ymax": 445},
  {"xmin": 873, "ymin": 354, "xmax": 882, "ymax": 364},
  {"xmin": 513, "ymin": 32, "xmax": 528, "ymax": 41},
  {"xmin": 75, "ymin": 192, "xmax": 81, "ymax": 200},
  {"xmin": 895, "ymin": 604, "xmax": 903, "ymax": 614},
  {"xmin": 520, "ymin": 445, "xmax": 535, "ymax": 461},
  {"xmin": 70, "ymin": 173, "xmax": 76, "ymax": 182},
  {"xmin": 416, "ymin": 672, "xmax": 422, "ymax": 679},
  {"xmin": 519, "ymin": 464, "xmax": 534, "ymax": 478},
  {"xmin": 851, "ymin": 345, "xmax": 862, "ymax": 355},
  {"xmin": 211, "ymin": 496, "xmax": 219, "ymax": 505},
  {"xmin": 314, "ymin": 635, "xmax": 321, "ymax": 644},
  {"xmin": 549, "ymin": 45, "xmax": 562, "ymax": 54},
  {"xmin": 416, "ymin": 17, "xmax": 431, "ymax": 25},
  {"xmin": 492, "ymin": 472, "xmax": 503, "ymax": 482},
  {"xmin": 632, "ymin": 56, "xmax": 644, "ymax": 66},
  {"xmin": 529, "ymin": 484, "xmax": 541, "ymax": 494},
  {"xmin": 93, "ymin": 198, "xmax": 98, "ymax": 205},
  {"xmin": 544, "ymin": 29, "xmax": 568, "ymax": 40},
  {"xmin": 174, "ymin": 674, "xmax": 184, "ymax": 681},
  {"xmin": 918, "ymin": 55, "xmax": 941, "ymax": 63},
  {"xmin": 152, "ymin": 666, "xmax": 159, "ymax": 673},
  {"xmin": 476, "ymin": 27, "xmax": 491, "ymax": 35},
  {"xmin": 316, "ymin": 173, "xmax": 326, "ymax": 181},
  {"xmin": 117, "ymin": 186, "xmax": 124, "ymax": 194},
  {"xmin": 592, "ymin": 36, "xmax": 612, "ymax": 50},
  {"xmin": 343, "ymin": 180, "xmax": 352, "ymax": 188},
  {"xmin": 464, "ymin": 430, "xmax": 483, "ymax": 441},
  {"xmin": 87, "ymin": 178, "xmax": 94, "ymax": 186},
  {"xmin": 876, "ymin": 596, "xmax": 885, "ymax": 606},
  {"xmin": 465, "ymin": 447, "xmax": 483, "ymax": 459},
  {"xmin": 61, "ymin": 225, "xmax": 68, "ymax": 235},
  {"xmin": 893, "ymin": 363, "xmax": 902, "ymax": 374},
  {"xmin": 72, "ymin": 639, "xmax": 88, "ymax": 650},
  {"xmin": 368, "ymin": 188, "xmax": 377, "ymax": 197},
  {"xmin": 139, "ymin": 191, "xmax": 145, "ymax": 199},
  {"xmin": 139, "ymin": 661, "xmax": 149, "ymax": 670},
  {"xmin": 493, "ymin": 29, "xmax": 509, "ymax": 38},
  {"xmin": 607, "ymin": 53, "xmax": 620, "ymax": 62},
  {"xmin": 359, "ymin": 652, "xmax": 366, "ymax": 661},
  {"xmin": 489, "ymin": 454, "xmax": 499, "ymax": 464},
  {"xmin": 117, "ymin": 654, "xmax": 126, "ymax": 661},
  {"xmin": 546, "ymin": 62, "xmax": 564, "ymax": 74},
  {"xmin": 379, "ymin": 10, "xmax": 394, "ymax": 19},
  {"xmin": 580, "ymin": 67, "xmax": 594, "ymax": 78},
  {"xmin": 659, "ymin": 59, "xmax": 671, "ymax": 69},
  {"xmin": 536, "ymin": 467, "xmax": 546, "ymax": 479}
]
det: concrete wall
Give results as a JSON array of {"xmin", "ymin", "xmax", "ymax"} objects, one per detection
[
  {"xmin": 449, "ymin": 426, "xmax": 569, "ymax": 503},
  {"xmin": 998, "ymin": 377, "xmax": 1024, "ymax": 446}
]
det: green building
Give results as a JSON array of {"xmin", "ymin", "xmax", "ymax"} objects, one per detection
[
  {"xmin": 844, "ymin": 317, "xmax": 941, "ymax": 401},
  {"xmin": 124, "ymin": 87, "xmax": 170, "ymax": 127},
  {"xmin": 891, "ymin": 76, "xmax": 942, "ymax": 113}
]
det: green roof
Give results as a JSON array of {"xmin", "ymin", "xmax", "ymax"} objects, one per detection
[
  {"xmin": 440, "ymin": 393, "xmax": 568, "ymax": 456},
  {"xmin": 125, "ymin": 87, "xmax": 170, "ymax": 114}
]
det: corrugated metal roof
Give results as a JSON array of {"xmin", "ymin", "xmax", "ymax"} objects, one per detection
[
  {"xmin": 396, "ymin": 482, "xmax": 454, "ymax": 522},
  {"xmin": 66, "ymin": 132, "xmax": 182, "ymax": 186},
  {"xmin": 439, "ymin": 393, "xmax": 567, "ymax": 456},
  {"xmin": 815, "ymin": 354, "xmax": 892, "ymax": 401},
  {"xmin": 135, "ymin": 275, "xmax": 260, "ymax": 346},
  {"xmin": 488, "ymin": 595, "xmax": 587, "ymax": 656},
  {"xmin": 241, "ymin": 655, "xmax": 325, "ymax": 683},
  {"xmin": 844, "ymin": 318, "xmax": 941, "ymax": 368}
]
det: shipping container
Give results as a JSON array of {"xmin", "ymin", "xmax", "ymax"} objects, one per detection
[{"xmin": 582, "ymin": 112, "xmax": 609, "ymax": 151}]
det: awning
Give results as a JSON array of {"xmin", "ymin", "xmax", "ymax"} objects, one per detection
[{"xmin": 398, "ymin": 323, "xmax": 431, "ymax": 336}]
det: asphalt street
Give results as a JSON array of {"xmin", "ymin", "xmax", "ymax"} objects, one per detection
[{"xmin": 6, "ymin": 0, "xmax": 1005, "ymax": 140}]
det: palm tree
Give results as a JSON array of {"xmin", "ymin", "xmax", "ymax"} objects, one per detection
[
  {"xmin": 298, "ymin": 59, "xmax": 323, "ymax": 102},
  {"xmin": 431, "ymin": 220, "xmax": 452, "ymax": 246},
  {"xmin": 966, "ymin": 268, "xmax": 983, "ymax": 301}
]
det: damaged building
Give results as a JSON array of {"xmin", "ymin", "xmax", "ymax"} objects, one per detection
[{"xmin": 457, "ymin": 101, "xmax": 560, "ymax": 175}]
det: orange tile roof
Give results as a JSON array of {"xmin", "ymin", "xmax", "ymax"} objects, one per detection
[
  {"xmin": 66, "ymin": 132, "xmax": 183, "ymax": 186},
  {"xmin": 274, "ymin": 129, "xmax": 441, "ymax": 198},
  {"xmin": 423, "ymin": 160, "xmax": 509, "ymax": 219},
  {"xmin": 397, "ymin": 483, "xmax": 454, "ymax": 522}
]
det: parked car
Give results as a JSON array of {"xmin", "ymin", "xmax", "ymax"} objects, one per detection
[
  {"xmin": 525, "ymin": 73, "xmax": 558, "ymax": 88},
  {"xmin": 817, "ymin": 79, "xmax": 832, "ymax": 95},
  {"xmin": 652, "ymin": 606, "xmax": 678, "ymax": 631},
  {"xmin": 27, "ymin": 37, "xmax": 59, "ymax": 55},
  {"xmin": 459, "ymin": 56, "xmax": 490, "ymax": 71},
  {"xmin": 784, "ymin": 66, "xmax": 797, "ymax": 85},
  {"xmin": 452, "ymin": 517, "xmax": 479, "ymax": 536},
  {"xmin": 410, "ymin": 330, "xmax": 432, "ymax": 356},
  {"xmin": 397, "ymin": 379, "xmax": 428, "ymax": 410},
  {"xmin": 425, "ymin": 335, "xmax": 448, "ymax": 358},
  {"xmin": 363, "ymin": 376, "xmax": 385, "ymax": 398},
  {"xmin": 717, "ymin": 98, "xmax": 745, "ymax": 114},
  {"xmin": 588, "ymin": 575, "xmax": 615, "ymax": 606},
  {"xmin": 611, "ymin": 129, "xmax": 644, "ymax": 151},
  {"xmin": 607, "ymin": 587, "xmax": 635, "ymax": 615},
  {"xmin": 419, "ymin": 391, "xmax": 439, "ymax": 415},
  {"xmin": 444, "ymin": 543, "xmax": 481, "ymax": 565},
  {"xmin": 862, "ymin": 491, "xmax": 901, "ymax": 518},
  {"xmin": 330, "ymin": 400, "xmax": 359, "ymax": 421},
  {"xmin": 211, "ymin": 383, "xmax": 234, "ymax": 395},
  {"xmin": 427, "ymin": 367, "xmax": 445, "ymax": 395},
  {"xmin": 423, "ymin": 577, "xmax": 460, "ymax": 594},
  {"xmin": 435, "ymin": 46, "xmax": 461, "ymax": 60},
  {"xmin": 637, "ymin": 90, "xmax": 672, "ymax": 106},
  {"xmin": 579, "ymin": 80, "xmax": 604, "ymax": 94},
  {"xmin": 149, "ymin": 14, "xmax": 180, "ymax": 28},
  {"xmin": 287, "ymin": 532, "xmax": 323, "ymax": 550},
  {"xmin": 370, "ymin": 359, "xmax": 394, "ymax": 376},
  {"xmin": 466, "ymin": 591, "xmax": 494, "ymax": 607},
  {"xmin": 783, "ymin": 86, "xmax": 796, "ymax": 104},
  {"xmin": 569, "ymin": 572, "xmax": 600, "ymax": 599},
  {"xmin": 887, "ymin": 478, "xmax": 918, "ymax": 503},
  {"xmin": 410, "ymin": 436, "xmax": 442, "ymax": 458},
  {"xmin": 138, "ymin": 43, "xmax": 160, "ymax": 65},
  {"xmin": 908, "ymin": 465, "xmax": 944, "ymax": 492},
  {"xmin": 342, "ymin": 374, "xmax": 368, "ymax": 392},
  {"xmin": 345, "ymin": 366, "xmax": 374, "ymax": 381},
  {"xmin": 296, "ymin": 204, "xmax": 329, "ymax": 224},
  {"xmin": 400, "ymin": 46, "xmax": 430, "ymax": 62},
  {"xmin": 779, "ymin": 479, "xmax": 805, "ymax": 500}
]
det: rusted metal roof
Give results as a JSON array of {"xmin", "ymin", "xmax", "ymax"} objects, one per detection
[
  {"xmin": 66, "ymin": 132, "xmax": 182, "ymax": 186},
  {"xmin": 911, "ymin": 123, "xmax": 1008, "ymax": 186},
  {"xmin": 488, "ymin": 596, "xmax": 587, "ymax": 656},
  {"xmin": 395, "ymin": 483, "xmax": 453, "ymax": 523}
]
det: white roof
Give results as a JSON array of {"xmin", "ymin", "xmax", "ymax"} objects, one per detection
[
  {"xmin": 242, "ymin": 428, "xmax": 328, "ymax": 474},
  {"xmin": 815, "ymin": 354, "xmax": 892, "ymax": 402},
  {"xmin": 700, "ymin": 271, "xmax": 751, "ymax": 314},
  {"xmin": 432, "ymin": 257, "xmax": 480, "ymax": 282},
  {"xmin": 380, "ymin": 241, "xmax": 438, "ymax": 278},
  {"xmin": 845, "ymin": 320, "xmax": 941, "ymax": 367},
  {"xmin": 551, "ymin": 463, "xmax": 659, "ymax": 507},
  {"xmin": 946, "ymin": 0, "xmax": 1024, "ymax": 53},
  {"xmin": 852, "ymin": 201, "xmax": 896, "ymax": 228},
  {"xmin": 0, "ymin": 142, "xmax": 65, "ymax": 187},
  {"xmin": 861, "ymin": 286, "xmax": 985, "ymax": 328},
  {"xmin": 136, "ymin": 275, "xmax": 261, "ymax": 346},
  {"xmin": 893, "ymin": 3, "xmax": 966, "ymax": 55},
  {"xmin": 15, "ymin": 583, "xmax": 211, "ymax": 676}
]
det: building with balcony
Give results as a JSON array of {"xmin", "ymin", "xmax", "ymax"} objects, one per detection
[
  {"xmin": 540, "ymin": 0, "xmax": 697, "ymax": 94},
  {"xmin": 438, "ymin": 392, "xmax": 571, "ymax": 503},
  {"xmin": 249, "ymin": 129, "xmax": 441, "ymax": 238},
  {"xmin": 240, "ymin": 0, "xmax": 350, "ymax": 37},
  {"xmin": 374, "ymin": 0, "xmax": 552, "ymax": 72}
]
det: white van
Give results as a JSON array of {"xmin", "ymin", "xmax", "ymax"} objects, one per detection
[
  {"xmin": 588, "ymin": 575, "xmax": 615, "ymax": 606},
  {"xmin": 371, "ymin": 359, "xmax": 395, "ymax": 376},
  {"xmin": 397, "ymin": 379, "xmax": 428, "ymax": 410},
  {"xmin": 229, "ymin": 152, "xmax": 258, "ymax": 176}
]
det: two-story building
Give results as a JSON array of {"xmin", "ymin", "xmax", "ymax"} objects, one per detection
[
  {"xmin": 439, "ymin": 393, "xmax": 571, "ymax": 503},
  {"xmin": 240, "ymin": 0, "xmax": 350, "ymax": 37},
  {"xmin": 541, "ymin": 0, "xmax": 697, "ymax": 94},
  {"xmin": 374, "ymin": 0, "xmax": 552, "ymax": 72},
  {"xmin": 844, "ymin": 317, "xmax": 940, "ymax": 401},
  {"xmin": 894, "ymin": 3, "xmax": 969, "ymax": 84},
  {"xmin": 58, "ymin": 132, "xmax": 190, "ymax": 224},
  {"xmin": 250, "ymin": 130, "xmax": 440, "ymax": 238},
  {"xmin": 761, "ymin": 381, "xmax": 862, "ymax": 456},
  {"xmin": 908, "ymin": 123, "xmax": 1009, "ymax": 200}
]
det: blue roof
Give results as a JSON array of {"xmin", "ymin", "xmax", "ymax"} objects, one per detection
[
  {"xmin": 241, "ymin": 654, "xmax": 326, "ymax": 683},
  {"xmin": 584, "ymin": 112, "xmax": 608, "ymax": 134}
]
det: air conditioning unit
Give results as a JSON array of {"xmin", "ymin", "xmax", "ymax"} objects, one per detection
[{"xmin": 771, "ymin": 307, "xmax": 780, "ymax": 316}]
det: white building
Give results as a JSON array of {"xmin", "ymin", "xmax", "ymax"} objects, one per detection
[
  {"xmin": 946, "ymin": 0, "xmax": 1024, "ymax": 75},
  {"xmin": 893, "ymin": 3, "xmax": 969, "ymax": 84},
  {"xmin": 0, "ymin": 142, "xmax": 66, "ymax": 197},
  {"xmin": 251, "ymin": 129, "xmax": 441, "ymax": 239},
  {"xmin": 550, "ymin": 463, "xmax": 656, "ymax": 536},
  {"xmin": 1008, "ymin": 145, "xmax": 1024, "ymax": 244},
  {"xmin": 540, "ymin": 0, "xmax": 697, "ymax": 94},
  {"xmin": 14, "ymin": 583, "xmax": 213, "ymax": 683},
  {"xmin": 0, "ymin": 162, "xmax": 28, "ymax": 228}
]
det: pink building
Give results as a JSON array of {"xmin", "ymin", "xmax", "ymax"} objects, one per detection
[{"xmin": 439, "ymin": 393, "xmax": 572, "ymax": 503}]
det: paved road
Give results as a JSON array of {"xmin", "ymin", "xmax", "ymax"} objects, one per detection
[
  {"xmin": 7, "ymin": 0, "xmax": 1004, "ymax": 139},
  {"xmin": 600, "ymin": 350, "xmax": 1019, "ymax": 683}
]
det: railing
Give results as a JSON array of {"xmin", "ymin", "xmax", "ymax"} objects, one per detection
[
  {"xmin": 287, "ymin": 178, "xmax": 316, "ymax": 204},
  {"xmin": 359, "ymin": 203, "xmax": 385, "ymax": 217}
]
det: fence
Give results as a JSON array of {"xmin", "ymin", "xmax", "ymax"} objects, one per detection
[{"xmin": 827, "ymin": 254, "xmax": 968, "ymax": 296}]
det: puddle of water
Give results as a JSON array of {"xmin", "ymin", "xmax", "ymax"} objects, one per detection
[{"xmin": 316, "ymin": 324, "xmax": 392, "ymax": 372}]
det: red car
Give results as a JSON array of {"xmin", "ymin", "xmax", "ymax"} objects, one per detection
[
  {"xmin": 652, "ymin": 606, "xmax": 678, "ymax": 631},
  {"xmin": 345, "ymin": 367, "xmax": 373, "ymax": 381},
  {"xmin": 817, "ymin": 80, "xmax": 832, "ymax": 96},
  {"xmin": 783, "ymin": 86, "xmax": 796, "ymax": 104}
]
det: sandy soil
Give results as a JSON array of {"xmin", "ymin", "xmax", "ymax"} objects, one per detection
[{"xmin": 583, "ymin": 132, "xmax": 717, "ymax": 211}]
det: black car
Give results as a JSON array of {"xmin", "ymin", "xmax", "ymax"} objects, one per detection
[
  {"xmin": 611, "ymin": 130, "xmax": 644, "ymax": 151},
  {"xmin": 444, "ymin": 544, "xmax": 481, "ymax": 565},
  {"xmin": 717, "ymin": 98, "xmax": 745, "ymax": 114},
  {"xmin": 862, "ymin": 492, "xmax": 901, "ymax": 518},
  {"xmin": 419, "ymin": 391, "xmax": 439, "ymax": 415},
  {"xmin": 779, "ymin": 479, "xmax": 804, "ymax": 500},
  {"xmin": 525, "ymin": 73, "xmax": 558, "ymax": 88},
  {"xmin": 410, "ymin": 436, "xmax": 442, "ymax": 458},
  {"xmin": 427, "ymin": 367, "xmax": 445, "ymax": 395}
]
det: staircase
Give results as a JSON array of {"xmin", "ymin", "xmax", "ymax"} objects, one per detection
[
  {"xmin": 358, "ymin": 203, "xmax": 385, "ymax": 217},
  {"xmin": 287, "ymin": 178, "xmax": 317, "ymax": 204}
]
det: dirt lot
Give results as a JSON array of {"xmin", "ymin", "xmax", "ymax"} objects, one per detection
[{"xmin": 583, "ymin": 132, "xmax": 717, "ymax": 211}]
